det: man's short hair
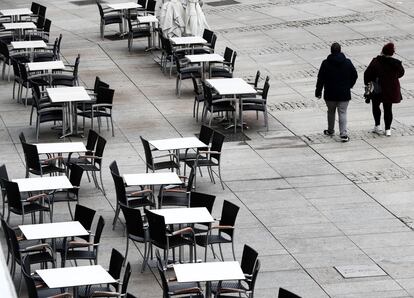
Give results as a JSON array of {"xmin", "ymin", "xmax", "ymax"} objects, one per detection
[{"xmin": 331, "ymin": 43, "xmax": 341, "ymax": 54}]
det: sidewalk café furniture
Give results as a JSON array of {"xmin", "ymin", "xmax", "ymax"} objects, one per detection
[
  {"xmin": 210, "ymin": 47, "xmax": 237, "ymax": 79},
  {"xmin": 194, "ymin": 200, "xmax": 239, "ymax": 261},
  {"xmin": 0, "ymin": 41, "xmax": 30, "ymax": 81},
  {"xmin": 11, "ymin": 40, "xmax": 47, "ymax": 61},
  {"xmin": 240, "ymin": 80, "xmax": 270, "ymax": 131},
  {"xmin": 76, "ymin": 134, "xmax": 107, "ymax": 194},
  {"xmin": 175, "ymin": 56, "xmax": 201, "ymax": 97},
  {"xmin": 140, "ymin": 136, "xmax": 180, "ymax": 173},
  {"xmin": 50, "ymin": 54, "xmax": 80, "ymax": 87},
  {"xmin": 110, "ymin": 164, "xmax": 153, "ymax": 230},
  {"xmin": 193, "ymin": 29, "xmax": 217, "ymax": 55},
  {"xmin": 120, "ymin": 204, "xmax": 149, "ymax": 272},
  {"xmin": 186, "ymin": 53, "xmax": 224, "ymax": 81},
  {"xmin": 77, "ymin": 248, "xmax": 125, "ymax": 297},
  {"xmin": 145, "ymin": 209, "xmax": 198, "ymax": 265},
  {"xmin": 189, "ymin": 191, "xmax": 216, "ymax": 235},
  {"xmin": 96, "ymin": 1, "xmax": 123, "ymax": 39},
  {"xmin": 206, "ymin": 78, "xmax": 257, "ymax": 133},
  {"xmin": 279, "ymin": 288, "xmax": 302, "ymax": 298},
  {"xmin": 36, "ymin": 265, "xmax": 116, "ymax": 297},
  {"xmin": 33, "ymin": 34, "xmax": 63, "ymax": 62},
  {"xmin": 174, "ymin": 261, "xmax": 245, "ymax": 297},
  {"xmin": 0, "ymin": 8, "xmax": 33, "ymax": 22},
  {"xmin": 3, "ymin": 22, "xmax": 37, "ymax": 40},
  {"xmin": 185, "ymin": 130, "xmax": 225, "ymax": 190},
  {"xmin": 156, "ymin": 250, "xmax": 204, "ymax": 298},
  {"xmin": 192, "ymin": 74, "xmax": 204, "ymax": 122},
  {"xmin": 136, "ymin": 15, "xmax": 159, "ymax": 50},
  {"xmin": 106, "ymin": 2, "xmax": 142, "ymax": 33},
  {"xmin": 60, "ymin": 215, "xmax": 105, "ymax": 267},
  {"xmin": 21, "ymin": 141, "xmax": 66, "ymax": 177},
  {"xmin": 20, "ymin": 64, "xmax": 50, "ymax": 106},
  {"xmin": 26, "ymin": 17, "xmax": 51, "ymax": 42},
  {"xmin": 77, "ymin": 86, "xmax": 115, "ymax": 137},
  {"xmin": 0, "ymin": 165, "xmax": 9, "ymax": 218},
  {"xmin": 151, "ymin": 206, "xmax": 214, "ymax": 225},
  {"xmin": 158, "ymin": 167, "xmax": 195, "ymax": 208},
  {"xmin": 13, "ymin": 176, "xmax": 72, "ymax": 192},
  {"xmin": 63, "ymin": 129, "xmax": 99, "ymax": 166},
  {"xmin": 212, "ymin": 245, "xmax": 260, "ymax": 298},
  {"xmin": 5, "ymin": 221, "xmax": 55, "ymax": 290},
  {"xmin": 127, "ymin": 17, "xmax": 151, "ymax": 51},
  {"xmin": 170, "ymin": 36, "xmax": 207, "ymax": 48},
  {"xmin": 22, "ymin": 256, "xmax": 71, "ymax": 298}
]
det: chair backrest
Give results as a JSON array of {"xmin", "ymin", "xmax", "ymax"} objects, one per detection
[
  {"xmin": 96, "ymin": 86, "xmax": 114, "ymax": 106},
  {"xmin": 93, "ymin": 216, "xmax": 105, "ymax": 245},
  {"xmin": 31, "ymin": 2, "xmax": 40, "ymax": 15},
  {"xmin": 68, "ymin": 163, "xmax": 84, "ymax": 195},
  {"xmin": 6, "ymin": 223, "xmax": 21, "ymax": 261},
  {"xmin": 31, "ymin": 83, "xmax": 42, "ymax": 110},
  {"xmin": 138, "ymin": 0, "xmax": 147, "ymax": 7},
  {"xmin": 140, "ymin": 136, "xmax": 153, "ymax": 170},
  {"xmin": 111, "ymin": 171, "xmax": 128, "ymax": 206},
  {"xmin": 19, "ymin": 132, "xmax": 27, "ymax": 144},
  {"xmin": 73, "ymin": 54, "xmax": 81, "ymax": 79},
  {"xmin": 86, "ymin": 129, "xmax": 99, "ymax": 152},
  {"xmin": 0, "ymin": 164, "xmax": 9, "ymax": 198},
  {"xmin": 262, "ymin": 80, "xmax": 270, "ymax": 100},
  {"xmin": 189, "ymin": 191, "xmax": 215, "ymax": 213},
  {"xmin": 278, "ymin": 287, "xmax": 302, "ymax": 298},
  {"xmin": 186, "ymin": 167, "xmax": 195, "ymax": 192},
  {"xmin": 38, "ymin": 5, "xmax": 47, "ymax": 18},
  {"xmin": 56, "ymin": 34, "xmax": 63, "ymax": 57},
  {"xmin": 109, "ymin": 160, "xmax": 120, "ymax": 176},
  {"xmin": 219, "ymin": 200, "xmax": 239, "ymax": 237},
  {"xmin": 0, "ymin": 219, "xmax": 11, "ymax": 260},
  {"xmin": 210, "ymin": 131, "xmax": 225, "ymax": 162},
  {"xmin": 21, "ymin": 142, "xmax": 41, "ymax": 173},
  {"xmin": 96, "ymin": 1, "xmax": 105, "ymax": 18},
  {"xmin": 93, "ymin": 76, "xmax": 110, "ymax": 93},
  {"xmin": 145, "ymin": 209, "xmax": 167, "ymax": 247},
  {"xmin": 94, "ymin": 135, "xmax": 107, "ymax": 167},
  {"xmin": 74, "ymin": 204, "xmax": 96, "ymax": 232},
  {"xmin": 223, "ymin": 47, "xmax": 233, "ymax": 63},
  {"xmin": 241, "ymin": 244, "xmax": 258, "ymax": 275},
  {"xmin": 198, "ymin": 125, "xmax": 214, "ymax": 147},
  {"xmin": 108, "ymin": 248, "xmax": 125, "ymax": 283},
  {"xmin": 202, "ymin": 29, "xmax": 214, "ymax": 43},
  {"xmin": 22, "ymin": 256, "xmax": 39, "ymax": 298},
  {"xmin": 120, "ymin": 204, "xmax": 146, "ymax": 239},
  {"xmin": 253, "ymin": 70, "xmax": 260, "ymax": 88},
  {"xmin": 36, "ymin": 16, "xmax": 45, "ymax": 29},
  {"xmin": 146, "ymin": 0, "xmax": 156, "ymax": 14},
  {"xmin": 43, "ymin": 18, "xmax": 51, "ymax": 33},
  {"xmin": 191, "ymin": 74, "xmax": 201, "ymax": 96},
  {"xmin": 0, "ymin": 42, "xmax": 9, "ymax": 59},
  {"xmin": 11, "ymin": 59, "xmax": 21, "ymax": 79},
  {"xmin": 202, "ymin": 81, "xmax": 213, "ymax": 106},
  {"xmin": 19, "ymin": 63, "xmax": 29, "ymax": 82},
  {"xmin": 210, "ymin": 33, "xmax": 217, "ymax": 51},
  {"xmin": 230, "ymin": 51, "xmax": 237, "ymax": 70},
  {"xmin": 121, "ymin": 262, "xmax": 132, "ymax": 295}
]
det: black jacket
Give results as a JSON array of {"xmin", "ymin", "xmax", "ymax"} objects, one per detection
[{"xmin": 315, "ymin": 52, "xmax": 358, "ymax": 101}]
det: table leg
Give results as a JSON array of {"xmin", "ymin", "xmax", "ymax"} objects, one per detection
[{"xmin": 206, "ymin": 280, "xmax": 212, "ymax": 297}]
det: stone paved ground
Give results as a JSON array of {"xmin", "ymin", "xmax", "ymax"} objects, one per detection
[{"xmin": 2, "ymin": 0, "xmax": 414, "ymax": 297}]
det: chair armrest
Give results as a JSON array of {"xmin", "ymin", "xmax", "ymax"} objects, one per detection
[
  {"xmin": 78, "ymin": 155, "xmax": 102, "ymax": 160},
  {"xmin": 91, "ymin": 291, "xmax": 119, "ymax": 297},
  {"xmin": 68, "ymin": 241, "xmax": 94, "ymax": 248},
  {"xmin": 173, "ymin": 287, "xmax": 203, "ymax": 295},
  {"xmin": 43, "ymin": 156, "xmax": 64, "ymax": 163},
  {"xmin": 128, "ymin": 189, "xmax": 152, "ymax": 196},
  {"xmin": 217, "ymin": 288, "xmax": 245, "ymax": 294},
  {"xmin": 22, "ymin": 243, "xmax": 52, "ymax": 252},
  {"xmin": 211, "ymin": 225, "xmax": 234, "ymax": 230},
  {"xmin": 171, "ymin": 227, "xmax": 193, "ymax": 236},
  {"xmin": 163, "ymin": 188, "xmax": 187, "ymax": 193},
  {"xmin": 198, "ymin": 150, "xmax": 220, "ymax": 155},
  {"xmin": 153, "ymin": 153, "xmax": 176, "ymax": 159},
  {"xmin": 25, "ymin": 193, "xmax": 48, "ymax": 202}
]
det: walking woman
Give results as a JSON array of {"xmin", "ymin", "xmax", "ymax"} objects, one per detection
[{"xmin": 364, "ymin": 43, "xmax": 405, "ymax": 136}]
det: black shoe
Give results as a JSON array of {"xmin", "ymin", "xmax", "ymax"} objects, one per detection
[
  {"xmin": 323, "ymin": 130, "xmax": 334, "ymax": 136},
  {"xmin": 340, "ymin": 135, "xmax": 350, "ymax": 142}
]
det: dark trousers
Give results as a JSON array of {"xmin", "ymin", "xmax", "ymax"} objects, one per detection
[{"xmin": 372, "ymin": 100, "xmax": 393, "ymax": 130}]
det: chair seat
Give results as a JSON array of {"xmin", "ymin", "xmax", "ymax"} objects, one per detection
[
  {"xmin": 10, "ymin": 203, "xmax": 49, "ymax": 215},
  {"xmin": 78, "ymin": 110, "xmax": 111, "ymax": 119},
  {"xmin": 38, "ymin": 287, "xmax": 67, "ymax": 298},
  {"xmin": 25, "ymin": 251, "xmax": 54, "ymax": 265},
  {"xmin": 77, "ymin": 163, "xmax": 100, "ymax": 172},
  {"xmin": 185, "ymin": 159, "xmax": 218, "ymax": 168},
  {"xmin": 242, "ymin": 103, "xmax": 266, "ymax": 112},
  {"xmin": 127, "ymin": 196, "xmax": 154, "ymax": 208},
  {"xmin": 158, "ymin": 192, "xmax": 189, "ymax": 207},
  {"xmin": 195, "ymin": 234, "xmax": 232, "ymax": 246},
  {"xmin": 64, "ymin": 250, "xmax": 95, "ymax": 260},
  {"xmin": 153, "ymin": 234, "xmax": 194, "ymax": 250},
  {"xmin": 130, "ymin": 28, "xmax": 151, "ymax": 38},
  {"xmin": 38, "ymin": 109, "xmax": 63, "ymax": 123},
  {"xmin": 29, "ymin": 164, "xmax": 66, "ymax": 176},
  {"xmin": 49, "ymin": 191, "xmax": 77, "ymax": 203},
  {"xmin": 211, "ymin": 281, "xmax": 247, "ymax": 293},
  {"xmin": 153, "ymin": 161, "xmax": 180, "ymax": 171},
  {"xmin": 104, "ymin": 14, "xmax": 122, "ymax": 24},
  {"xmin": 78, "ymin": 284, "xmax": 113, "ymax": 297}
]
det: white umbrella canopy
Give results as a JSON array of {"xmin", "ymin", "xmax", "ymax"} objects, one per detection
[
  {"xmin": 159, "ymin": 0, "xmax": 186, "ymax": 38},
  {"xmin": 185, "ymin": 0, "xmax": 209, "ymax": 36}
]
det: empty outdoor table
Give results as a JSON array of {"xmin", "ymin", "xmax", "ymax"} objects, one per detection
[
  {"xmin": 37, "ymin": 265, "xmax": 116, "ymax": 297},
  {"xmin": 174, "ymin": 261, "xmax": 245, "ymax": 296},
  {"xmin": 47, "ymin": 87, "xmax": 92, "ymax": 138},
  {"xmin": 3, "ymin": 22, "xmax": 36, "ymax": 40},
  {"xmin": 123, "ymin": 172, "xmax": 182, "ymax": 187},
  {"xmin": 186, "ymin": 53, "xmax": 224, "ymax": 80},
  {"xmin": 170, "ymin": 36, "xmax": 207, "ymax": 46},
  {"xmin": 13, "ymin": 176, "xmax": 72, "ymax": 193},
  {"xmin": 19, "ymin": 221, "xmax": 89, "ymax": 240},
  {"xmin": 27, "ymin": 60, "xmax": 65, "ymax": 72},
  {"xmin": 206, "ymin": 78, "xmax": 257, "ymax": 133},
  {"xmin": 11, "ymin": 40, "xmax": 47, "ymax": 61},
  {"xmin": 35, "ymin": 142, "xmax": 87, "ymax": 155},
  {"xmin": 137, "ymin": 15, "xmax": 159, "ymax": 50},
  {"xmin": 152, "ymin": 207, "xmax": 214, "ymax": 225},
  {"xmin": 149, "ymin": 137, "xmax": 207, "ymax": 151},
  {"xmin": 107, "ymin": 2, "xmax": 142, "ymax": 35},
  {"xmin": 0, "ymin": 8, "xmax": 32, "ymax": 22}
]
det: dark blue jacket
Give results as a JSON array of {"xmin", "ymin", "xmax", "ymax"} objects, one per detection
[{"xmin": 315, "ymin": 52, "xmax": 358, "ymax": 101}]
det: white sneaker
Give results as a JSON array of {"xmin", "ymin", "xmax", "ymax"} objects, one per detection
[
  {"xmin": 372, "ymin": 125, "xmax": 382, "ymax": 134},
  {"xmin": 385, "ymin": 129, "xmax": 391, "ymax": 137}
]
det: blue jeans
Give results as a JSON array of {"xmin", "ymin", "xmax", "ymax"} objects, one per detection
[{"xmin": 325, "ymin": 100, "xmax": 349, "ymax": 137}]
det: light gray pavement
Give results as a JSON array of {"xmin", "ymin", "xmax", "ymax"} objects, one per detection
[{"xmin": 2, "ymin": 0, "xmax": 414, "ymax": 297}]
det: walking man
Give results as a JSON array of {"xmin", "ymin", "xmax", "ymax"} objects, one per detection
[{"xmin": 315, "ymin": 42, "xmax": 358, "ymax": 142}]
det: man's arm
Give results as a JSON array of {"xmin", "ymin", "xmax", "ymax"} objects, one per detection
[{"xmin": 315, "ymin": 61, "xmax": 325, "ymax": 98}]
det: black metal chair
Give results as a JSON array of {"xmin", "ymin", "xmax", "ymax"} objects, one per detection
[
  {"xmin": 120, "ymin": 204, "xmax": 150, "ymax": 272},
  {"xmin": 78, "ymin": 248, "xmax": 125, "ymax": 297},
  {"xmin": 212, "ymin": 245, "xmax": 259, "ymax": 298},
  {"xmin": 0, "ymin": 41, "xmax": 29, "ymax": 81},
  {"xmin": 145, "ymin": 209, "xmax": 196, "ymax": 265},
  {"xmin": 3, "ymin": 179, "xmax": 51, "ymax": 224},
  {"xmin": 61, "ymin": 215, "xmax": 105, "ymax": 267},
  {"xmin": 0, "ymin": 164, "xmax": 9, "ymax": 218},
  {"xmin": 240, "ymin": 80, "xmax": 270, "ymax": 131},
  {"xmin": 89, "ymin": 262, "xmax": 132, "ymax": 297},
  {"xmin": 210, "ymin": 47, "xmax": 237, "ymax": 78},
  {"xmin": 127, "ymin": 17, "xmax": 151, "ymax": 51},
  {"xmin": 49, "ymin": 163, "xmax": 84, "ymax": 220},
  {"xmin": 278, "ymin": 288, "xmax": 302, "ymax": 298},
  {"xmin": 33, "ymin": 34, "xmax": 62, "ymax": 62},
  {"xmin": 76, "ymin": 135, "xmax": 107, "ymax": 194},
  {"xmin": 19, "ymin": 63, "xmax": 50, "ymax": 107},
  {"xmin": 51, "ymin": 54, "xmax": 80, "ymax": 87},
  {"xmin": 158, "ymin": 167, "xmax": 195, "ymax": 208},
  {"xmin": 193, "ymin": 29, "xmax": 217, "ymax": 54},
  {"xmin": 176, "ymin": 57, "xmax": 201, "ymax": 98},
  {"xmin": 140, "ymin": 136, "xmax": 180, "ymax": 173},
  {"xmin": 189, "ymin": 191, "xmax": 216, "ymax": 235},
  {"xmin": 96, "ymin": 1, "xmax": 123, "ymax": 39},
  {"xmin": 26, "ymin": 17, "xmax": 51, "ymax": 42},
  {"xmin": 110, "ymin": 164, "xmax": 153, "ymax": 229},
  {"xmin": 195, "ymin": 200, "xmax": 239, "ymax": 261},
  {"xmin": 185, "ymin": 131, "xmax": 226, "ymax": 190},
  {"xmin": 21, "ymin": 141, "xmax": 66, "ymax": 177},
  {"xmin": 77, "ymin": 86, "xmax": 115, "ymax": 136}
]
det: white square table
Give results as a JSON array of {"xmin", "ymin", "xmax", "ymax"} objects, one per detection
[
  {"xmin": 137, "ymin": 15, "xmax": 159, "ymax": 50},
  {"xmin": 37, "ymin": 265, "xmax": 115, "ymax": 296},
  {"xmin": 0, "ymin": 8, "xmax": 32, "ymax": 21},
  {"xmin": 123, "ymin": 172, "xmax": 182, "ymax": 187},
  {"xmin": 19, "ymin": 221, "xmax": 88, "ymax": 240},
  {"xmin": 27, "ymin": 60, "xmax": 65, "ymax": 72},
  {"xmin": 174, "ymin": 261, "xmax": 245, "ymax": 296},
  {"xmin": 206, "ymin": 78, "xmax": 257, "ymax": 133},
  {"xmin": 151, "ymin": 207, "xmax": 214, "ymax": 225},
  {"xmin": 107, "ymin": 2, "xmax": 142, "ymax": 35},
  {"xmin": 11, "ymin": 40, "xmax": 47, "ymax": 50},
  {"xmin": 47, "ymin": 87, "xmax": 92, "ymax": 138},
  {"xmin": 149, "ymin": 137, "xmax": 207, "ymax": 151},
  {"xmin": 170, "ymin": 36, "xmax": 207, "ymax": 46},
  {"xmin": 3, "ymin": 22, "xmax": 36, "ymax": 40},
  {"xmin": 13, "ymin": 176, "xmax": 73, "ymax": 193},
  {"xmin": 35, "ymin": 142, "xmax": 87, "ymax": 155},
  {"xmin": 186, "ymin": 54, "xmax": 224, "ymax": 80}
]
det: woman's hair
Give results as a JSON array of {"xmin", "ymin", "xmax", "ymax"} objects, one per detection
[{"xmin": 330, "ymin": 42, "xmax": 341, "ymax": 54}]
